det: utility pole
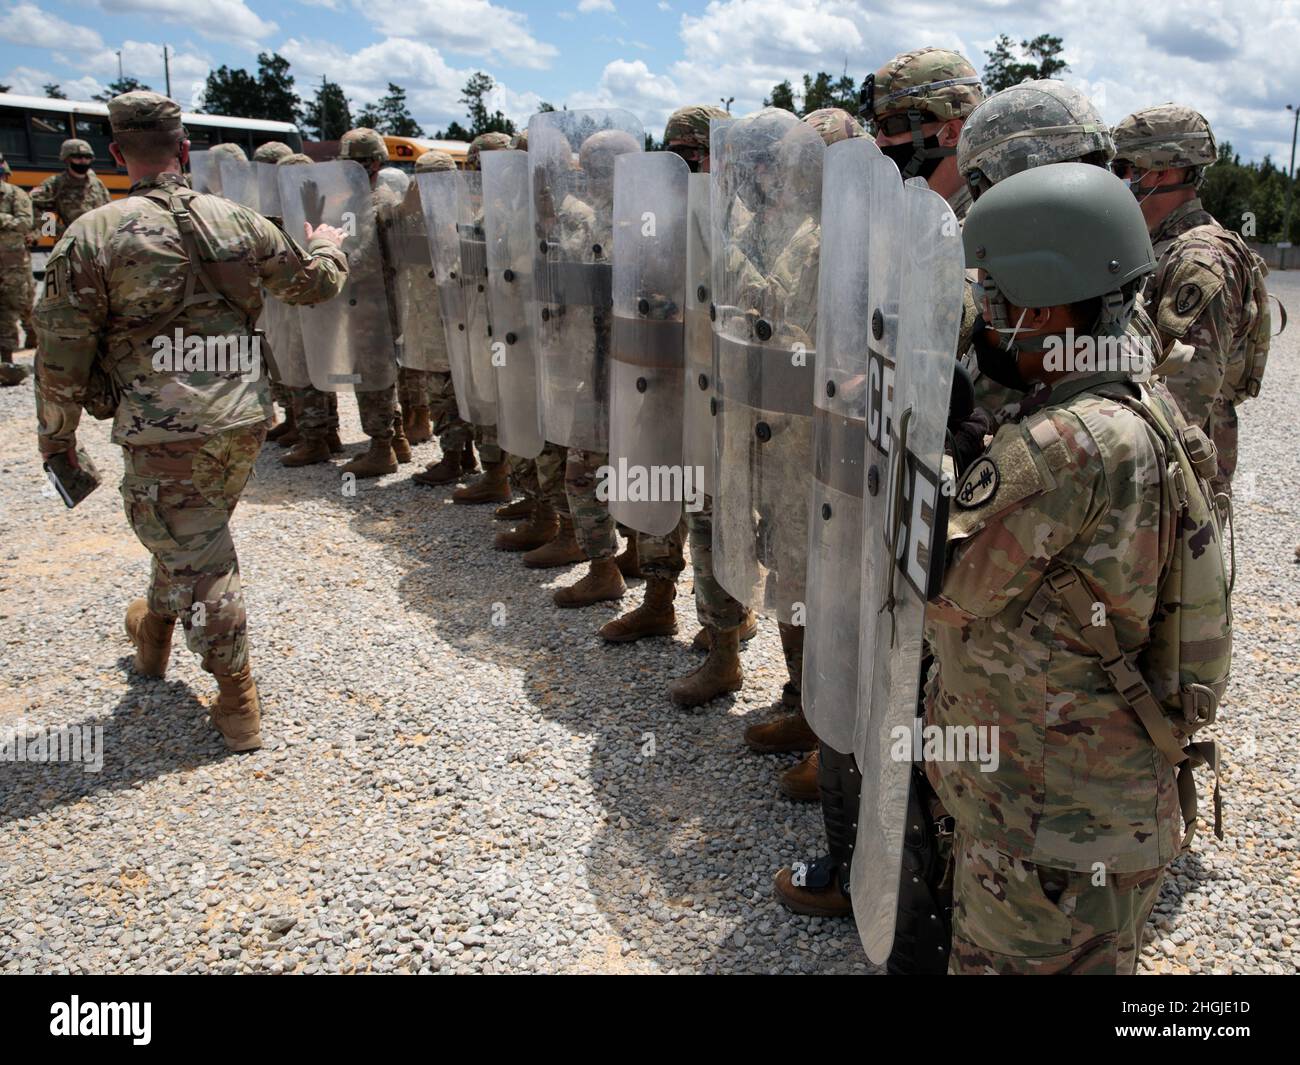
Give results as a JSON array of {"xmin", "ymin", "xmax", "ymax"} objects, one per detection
[
  {"xmin": 1284, "ymin": 104, "xmax": 1299, "ymax": 246},
  {"xmin": 163, "ymin": 46, "xmax": 171, "ymax": 99},
  {"xmin": 116, "ymin": 50, "xmax": 123, "ymax": 81},
  {"xmin": 721, "ymin": 95, "xmax": 734, "ymax": 113}
]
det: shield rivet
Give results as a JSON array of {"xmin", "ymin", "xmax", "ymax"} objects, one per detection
[
  {"xmin": 539, "ymin": 240, "xmax": 548, "ymax": 254},
  {"xmin": 592, "ymin": 243, "xmax": 602, "ymax": 255},
  {"xmin": 698, "ymin": 373, "xmax": 709, "ymax": 390},
  {"xmin": 697, "ymin": 285, "xmax": 708, "ymax": 303},
  {"xmin": 348, "ymin": 298, "xmax": 357, "ymax": 307},
  {"xmin": 974, "ymin": 246, "xmax": 986, "ymax": 260},
  {"xmin": 450, "ymin": 270, "xmax": 458, "ymax": 280},
  {"xmin": 457, "ymin": 323, "xmax": 465, "ymax": 332},
  {"xmin": 709, "ymin": 302, "xmax": 716, "ymax": 322},
  {"xmin": 867, "ymin": 465, "xmax": 879, "ymax": 495},
  {"xmin": 755, "ymin": 421, "xmax": 771, "ymax": 442},
  {"xmin": 637, "ymin": 298, "xmax": 650, "ymax": 316},
  {"xmin": 755, "ymin": 319, "xmax": 772, "ymax": 341},
  {"xmin": 871, "ymin": 309, "xmax": 883, "ymax": 340},
  {"xmin": 504, "ymin": 269, "xmax": 515, "ymax": 282},
  {"xmin": 541, "ymin": 308, "xmax": 550, "ymax": 322},
  {"xmin": 427, "ymin": 269, "xmax": 435, "ymax": 279},
  {"xmin": 709, "ymin": 397, "xmax": 718, "ymax": 416},
  {"xmin": 505, "ymin": 332, "xmax": 517, "ymax": 345},
  {"xmin": 821, "ymin": 503, "xmax": 832, "ymax": 520},
  {"xmin": 825, "ymin": 380, "xmax": 836, "ymax": 398},
  {"xmin": 1108, "ymin": 259, "xmax": 1121, "ymax": 273},
  {"xmin": 636, "ymin": 377, "xmax": 648, "ymax": 393},
  {"xmin": 477, "ymin": 283, "xmax": 484, "ymax": 292}
]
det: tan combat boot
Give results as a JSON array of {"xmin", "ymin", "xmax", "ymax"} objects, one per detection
[
  {"xmin": 124, "ymin": 598, "xmax": 175, "ymax": 677},
  {"xmin": 743, "ymin": 706, "xmax": 816, "ymax": 754},
  {"xmin": 408, "ymin": 405, "xmax": 433, "ymax": 444},
  {"xmin": 0, "ymin": 348, "xmax": 26, "ymax": 386},
  {"xmin": 494, "ymin": 501, "xmax": 559, "ymax": 552},
  {"xmin": 211, "ymin": 668, "xmax": 262, "ymax": 752},
  {"xmin": 598, "ymin": 577, "xmax": 678, "ymax": 642},
  {"xmin": 669, "ymin": 625, "xmax": 743, "ymax": 707},
  {"xmin": 453, "ymin": 460, "xmax": 510, "ymax": 504},
  {"xmin": 553, "ymin": 558, "xmax": 626, "ymax": 608},
  {"xmin": 341, "ymin": 438, "xmax": 398, "ymax": 478},
  {"xmin": 392, "ymin": 420, "xmax": 412, "ymax": 464},
  {"xmin": 495, "ymin": 497, "xmax": 534, "ymax": 521},
  {"xmin": 327, "ymin": 430, "xmax": 344, "ymax": 455},
  {"xmin": 267, "ymin": 406, "xmax": 297, "ymax": 444},
  {"xmin": 412, "ymin": 448, "xmax": 463, "ymax": 486},
  {"xmin": 779, "ymin": 748, "xmax": 820, "ymax": 802},
  {"xmin": 692, "ymin": 609, "xmax": 759, "ymax": 650},
  {"xmin": 615, "ymin": 535, "xmax": 642, "ymax": 579},
  {"xmin": 281, "ymin": 436, "xmax": 332, "ymax": 467},
  {"xmin": 522, "ymin": 513, "xmax": 586, "ymax": 568}
]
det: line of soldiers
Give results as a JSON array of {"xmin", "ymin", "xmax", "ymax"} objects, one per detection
[{"xmin": 30, "ymin": 42, "xmax": 1270, "ymax": 973}]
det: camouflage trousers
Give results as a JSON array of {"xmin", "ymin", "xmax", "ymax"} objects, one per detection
[
  {"xmin": 948, "ymin": 831, "xmax": 1166, "ymax": 975},
  {"xmin": 535, "ymin": 442, "xmax": 569, "ymax": 515},
  {"xmin": 686, "ymin": 493, "xmax": 745, "ymax": 631},
  {"xmin": 778, "ymin": 620, "xmax": 803, "ymax": 695},
  {"xmin": 397, "ymin": 366, "xmax": 435, "ymax": 411},
  {"xmin": 474, "ymin": 423, "xmax": 503, "ymax": 466},
  {"xmin": 1208, "ymin": 395, "xmax": 1238, "ymax": 496},
  {"xmin": 119, "ymin": 425, "xmax": 266, "ymax": 676},
  {"xmin": 0, "ymin": 257, "xmax": 33, "ymax": 351},
  {"xmin": 292, "ymin": 386, "xmax": 339, "ymax": 442},
  {"xmin": 430, "ymin": 371, "xmax": 472, "ymax": 452},
  {"xmin": 638, "ymin": 516, "xmax": 686, "ymax": 581},
  {"xmin": 356, "ymin": 385, "xmax": 398, "ymax": 444},
  {"xmin": 566, "ymin": 448, "xmax": 616, "ymax": 559}
]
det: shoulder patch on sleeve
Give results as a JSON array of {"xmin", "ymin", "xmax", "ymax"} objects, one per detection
[
  {"xmin": 947, "ymin": 421, "xmax": 1058, "ymax": 540},
  {"xmin": 1157, "ymin": 251, "xmax": 1226, "ymax": 340},
  {"xmin": 955, "ymin": 456, "xmax": 998, "ymax": 509}
]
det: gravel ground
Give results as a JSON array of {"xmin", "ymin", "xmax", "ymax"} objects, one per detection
[{"xmin": 0, "ymin": 274, "xmax": 1297, "ymax": 975}]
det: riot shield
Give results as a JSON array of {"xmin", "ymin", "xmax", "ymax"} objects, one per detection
[
  {"xmin": 849, "ymin": 180, "xmax": 964, "ymax": 966},
  {"xmin": 482, "ymin": 150, "xmax": 544, "ymax": 459},
  {"xmin": 802, "ymin": 138, "xmax": 890, "ymax": 755},
  {"xmin": 709, "ymin": 110, "xmax": 823, "ymax": 622},
  {"xmin": 419, "ymin": 169, "xmax": 497, "ymax": 423},
  {"xmin": 607, "ymin": 151, "xmax": 690, "ymax": 536},
  {"xmin": 277, "ymin": 160, "xmax": 396, "ymax": 393},
  {"xmin": 528, "ymin": 107, "xmax": 644, "ymax": 451},
  {"xmin": 257, "ymin": 162, "xmax": 282, "ymax": 219},
  {"xmin": 260, "ymin": 295, "xmax": 310, "ymax": 388},
  {"xmin": 382, "ymin": 181, "xmax": 444, "ymax": 372},
  {"xmin": 218, "ymin": 156, "xmax": 259, "ymax": 212},
  {"xmin": 683, "ymin": 172, "xmax": 715, "ymax": 497},
  {"xmin": 189, "ymin": 150, "xmax": 221, "ymax": 195}
]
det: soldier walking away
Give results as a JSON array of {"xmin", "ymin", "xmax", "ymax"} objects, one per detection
[{"xmin": 34, "ymin": 91, "xmax": 350, "ymax": 752}]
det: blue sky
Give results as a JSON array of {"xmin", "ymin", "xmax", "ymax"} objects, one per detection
[{"xmin": 2, "ymin": 1, "xmax": 1298, "ymax": 164}]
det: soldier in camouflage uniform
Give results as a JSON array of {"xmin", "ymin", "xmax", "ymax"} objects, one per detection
[
  {"xmin": 275, "ymin": 151, "xmax": 345, "ymax": 466},
  {"xmin": 34, "ymin": 92, "xmax": 349, "ymax": 751},
  {"xmin": 31, "ymin": 137, "xmax": 111, "ymax": 239},
  {"xmin": 929, "ymin": 161, "xmax": 1223, "ymax": 974},
  {"xmin": 0, "ymin": 152, "xmax": 35, "ymax": 385},
  {"xmin": 1113, "ymin": 106, "xmax": 1271, "ymax": 496},
  {"xmin": 332, "ymin": 128, "xmax": 411, "ymax": 478}
]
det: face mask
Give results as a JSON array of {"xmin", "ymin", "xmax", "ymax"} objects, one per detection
[
  {"xmin": 879, "ymin": 134, "xmax": 949, "ymax": 182},
  {"xmin": 974, "ymin": 309, "xmax": 1035, "ymax": 393},
  {"xmin": 68, "ymin": 161, "xmax": 91, "ymax": 175}
]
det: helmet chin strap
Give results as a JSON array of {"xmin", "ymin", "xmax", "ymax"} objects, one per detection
[{"xmin": 899, "ymin": 109, "xmax": 955, "ymax": 179}]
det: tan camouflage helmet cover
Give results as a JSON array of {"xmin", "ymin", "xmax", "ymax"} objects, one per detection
[
  {"xmin": 209, "ymin": 142, "xmax": 248, "ymax": 162},
  {"xmin": 59, "ymin": 138, "xmax": 95, "ymax": 160},
  {"xmin": 1112, "ymin": 104, "xmax": 1218, "ymax": 171},
  {"xmin": 252, "ymin": 140, "xmax": 294, "ymax": 163},
  {"xmin": 415, "ymin": 149, "xmax": 456, "ymax": 173},
  {"xmin": 107, "ymin": 91, "xmax": 184, "ymax": 133},
  {"xmin": 803, "ymin": 107, "xmax": 865, "ymax": 146},
  {"xmin": 509, "ymin": 128, "xmax": 528, "ymax": 151},
  {"xmin": 664, "ymin": 104, "xmax": 729, "ymax": 151},
  {"xmin": 276, "ymin": 152, "xmax": 314, "ymax": 167},
  {"xmin": 339, "ymin": 127, "xmax": 389, "ymax": 163},
  {"xmin": 958, "ymin": 80, "xmax": 1114, "ymax": 190},
  {"xmin": 578, "ymin": 128, "xmax": 640, "ymax": 181},
  {"xmin": 867, "ymin": 47, "xmax": 983, "ymax": 128},
  {"xmin": 466, "ymin": 131, "xmax": 513, "ymax": 170}
]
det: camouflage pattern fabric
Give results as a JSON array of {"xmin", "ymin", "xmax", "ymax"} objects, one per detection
[
  {"xmin": 508, "ymin": 454, "xmax": 540, "ymax": 500},
  {"xmin": 474, "ymin": 423, "xmax": 503, "ymax": 465},
  {"xmin": 778, "ymin": 620, "xmax": 803, "ymax": 696},
  {"xmin": 119, "ymin": 424, "xmax": 266, "ymax": 675},
  {"xmin": 1147, "ymin": 198, "xmax": 1264, "ymax": 493},
  {"xmin": 466, "ymin": 132, "xmax": 512, "ymax": 171},
  {"xmin": 1112, "ymin": 105, "xmax": 1217, "ymax": 171},
  {"xmin": 664, "ymin": 104, "xmax": 728, "ymax": 150},
  {"xmin": 803, "ymin": 107, "xmax": 864, "ymax": 145},
  {"xmin": 397, "ymin": 366, "xmax": 434, "ymax": 410},
  {"xmin": 925, "ymin": 377, "xmax": 1192, "ymax": 874},
  {"xmin": 356, "ymin": 388, "xmax": 398, "ymax": 443},
  {"xmin": 868, "ymin": 47, "xmax": 982, "ymax": 126},
  {"xmin": 428, "ymin": 370, "xmax": 472, "ymax": 449},
  {"xmin": 252, "ymin": 141, "xmax": 293, "ymax": 164},
  {"xmin": 295, "ymin": 386, "xmax": 339, "ymax": 441},
  {"xmin": 30, "ymin": 170, "xmax": 111, "ymax": 237},
  {"xmin": 208, "ymin": 143, "xmax": 247, "ymax": 163},
  {"xmin": 535, "ymin": 441, "xmax": 569, "ymax": 515},
  {"xmin": 0, "ymin": 179, "xmax": 34, "ymax": 351},
  {"xmin": 949, "ymin": 831, "xmax": 1164, "ymax": 975},
  {"xmin": 34, "ymin": 172, "xmax": 348, "ymax": 452},
  {"xmin": 339, "ymin": 128, "xmax": 388, "ymax": 163},
  {"xmin": 638, "ymin": 519, "xmax": 686, "ymax": 580},
  {"xmin": 685, "ymin": 494, "xmax": 744, "ymax": 630},
  {"xmin": 565, "ymin": 447, "xmax": 615, "ymax": 558}
]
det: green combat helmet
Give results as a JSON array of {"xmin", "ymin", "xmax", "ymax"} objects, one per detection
[
  {"xmin": 253, "ymin": 141, "xmax": 293, "ymax": 164},
  {"xmin": 339, "ymin": 127, "xmax": 389, "ymax": 163},
  {"xmin": 466, "ymin": 131, "xmax": 512, "ymax": 171},
  {"xmin": 861, "ymin": 47, "xmax": 982, "ymax": 179},
  {"xmin": 415, "ymin": 149, "xmax": 455, "ymax": 173},
  {"xmin": 803, "ymin": 107, "xmax": 864, "ymax": 146},
  {"xmin": 1112, "ymin": 104, "xmax": 1218, "ymax": 191},
  {"xmin": 59, "ymin": 138, "xmax": 94, "ymax": 160},
  {"xmin": 958, "ymin": 80, "xmax": 1114, "ymax": 200},
  {"xmin": 965, "ymin": 162, "xmax": 1155, "ymax": 337}
]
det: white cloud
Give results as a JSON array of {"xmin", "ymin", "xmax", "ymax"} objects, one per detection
[
  {"xmin": 578, "ymin": 0, "xmax": 616, "ymax": 12},
  {"xmin": 0, "ymin": 3, "xmax": 103, "ymax": 52},
  {"xmin": 360, "ymin": 0, "xmax": 559, "ymax": 70},
  {"xmin": 1, "ymin": 65, "xmax": 101, "ymax": 100},
  {"xmin": 97, "ymin": 0, "xmax": 276, "ymax": 50}
]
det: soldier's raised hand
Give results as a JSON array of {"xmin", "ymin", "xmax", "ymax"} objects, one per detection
[{"xmin": 305, "ymin": 222, "xmax": 347, "ymax": 248}]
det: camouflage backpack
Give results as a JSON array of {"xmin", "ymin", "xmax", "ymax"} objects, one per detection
[{"xmin": 1231, "ymin": 242, "xmax": 1271, "ymax": 402}]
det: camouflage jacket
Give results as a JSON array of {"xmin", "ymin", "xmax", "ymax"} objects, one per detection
[
  {"xmin": 379, "ymin": 192, "xmax": 449, "ymax": 373},
  {"xmin": 0, "ymin": 181, "xmax": 34, "ymax": 255},
  {"xmin": 35, "ymin": 171, "xmax": 348, "ymax": 452},
  {"xmin": 1148, "ymin": 198, "xmax": 1259, "ymax": 429},
  {"xmin": 925, "ymin": 373, "xmax": 1187, "ymax": 873},
  {"xmin": 31, "ymin": 170, "xmax": 111, "ymax": 234}
]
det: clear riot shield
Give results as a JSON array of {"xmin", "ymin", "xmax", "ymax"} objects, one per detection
[
  {"xmin": 850, "ymin": 180, "xmax": 964, "ymax": 966},
  {"xmin": 528, "ymin": 107, "xmax": 644, "ymax": 451},
  {"xmin": 683, "ymin": 172, "xmax": 715, "ymax": 496},
  {"xmin": 382, "ymin": 181, "xmax": 443, "ymax": 372},
  {"xmin": 709, "ymin": 110, "xmax": 823, "ymax": 622},
  {"xmin": 189, "ymin": 150, "xmax": 221, "ymax": 195},
  {"xmin": 802, "ymin": 138, "xmax": 890, "ymax": 755},
  {"xmin": 260, "ymin": 296, "xmax": 310, "ymax": 388},
  {"xmin": 218, "ymin": 156, "xmax": 259, "ymax": 212},
  {"xmin": 277, "ymin": 160, "xmax": 396, "ymax": 393},
  {"xmin": 607, "ymin": 151, "xmax": 690, "ymax": 536},
  {"xmin": 482, "ymin": 150, "xmax": 543, "ymax": 459},
  {"xmin": 420, "ymin": 170, "xmax": 497, "ymax": 423},
  {"xmin": 257, "ymin": 162, "xmax": 282, "ymax": 219}
]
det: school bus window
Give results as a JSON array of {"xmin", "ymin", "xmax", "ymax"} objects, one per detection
[
  {"xmin": 0, "ymin": 106, "xmax": 28, "ymax": 161},
  {"xmin": 30, "ymin": 110, "xmax": 71, "ymax": 164},
  {"xmin": 187, "ymin": 124, "xmax": 216, "ymax": 151},
  {"xmin": 74, "ymin": 115, "xmax": 116, "ymax": 167}
]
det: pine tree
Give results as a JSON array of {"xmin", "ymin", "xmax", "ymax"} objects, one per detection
[
  {"xmin": 377, "ymin": 83, "xmax": 423, "ymax": 137},
  {"xmin": 982, "ymin": 34, "xmax": 1068, "ymax": 93},
  {"xmin": 92, "ymin": 76, "xmax": 150, "ymax": 103},
  {"xmin": 302, "ymin": 78, "xmax": 352, "ymax": 141},
  {"xmin": 44, "ymin": 83, "xmax": 67, "ymax": 100},
  {"xmin": 763, "ymin": 80, "xmax": 796, "ymax": 112}
]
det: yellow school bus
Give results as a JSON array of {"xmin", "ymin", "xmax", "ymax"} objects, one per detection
[{"xmin": 383, "ymin": 135, "xmax": 470, "ymax": 171}]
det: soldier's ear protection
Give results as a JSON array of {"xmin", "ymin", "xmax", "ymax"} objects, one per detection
[{"xmin": 857, "ymin": 73, "xmax": 875, "ymax": 130}]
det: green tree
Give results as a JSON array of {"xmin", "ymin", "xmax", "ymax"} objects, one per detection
[
  {"xmin": 44, "ymin": 83, "xmax": 66, "ymax": 99},
  {"xmin": 433, "ymin": 120, "xmax": 473, "ymax": 141},
  {"xmin": 459, "ymin": 72, "xmax": 515, "ymax": 137},
  {"xmin": 302, "ymin": 78, "xmax": 352, "ymax": 141},
  {"xmin": 92, "ymin": 76, "xmax": 151, "ymax": 103},
  {"xmin": 255, "ymin": 53, "xmax": 300, "ymax": 124},
  {"xmin": 982, "ymin": 33, "xmax": 1069, "ymax": 93},
  {"xmin": 376, "ymin": 83, "xmax": 423, "ymax": 137},
  {"xmin": 199, "ymin": 53, "xmax": 299, "ymax": 121},
  {"xmin": 764, "ymin": 79, "xmax": 795, "ymax": 112}
]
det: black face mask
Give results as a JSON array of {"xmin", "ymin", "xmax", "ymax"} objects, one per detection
[
  {"xmin": 879, "ymin": 134, "xmax": 949, "ymax": 182},
  {"xmin": 68, "ymin": 161, "xmax": 92, "ymax": 175},
  {"xmin": 972, "ymin": 320, "xmax": 1033, "ymax": 393}
]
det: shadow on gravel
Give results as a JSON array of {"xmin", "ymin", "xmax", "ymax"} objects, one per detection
[{"xmin": 0, "ymin": 666, "xmax": 228, "ymax": 828}]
